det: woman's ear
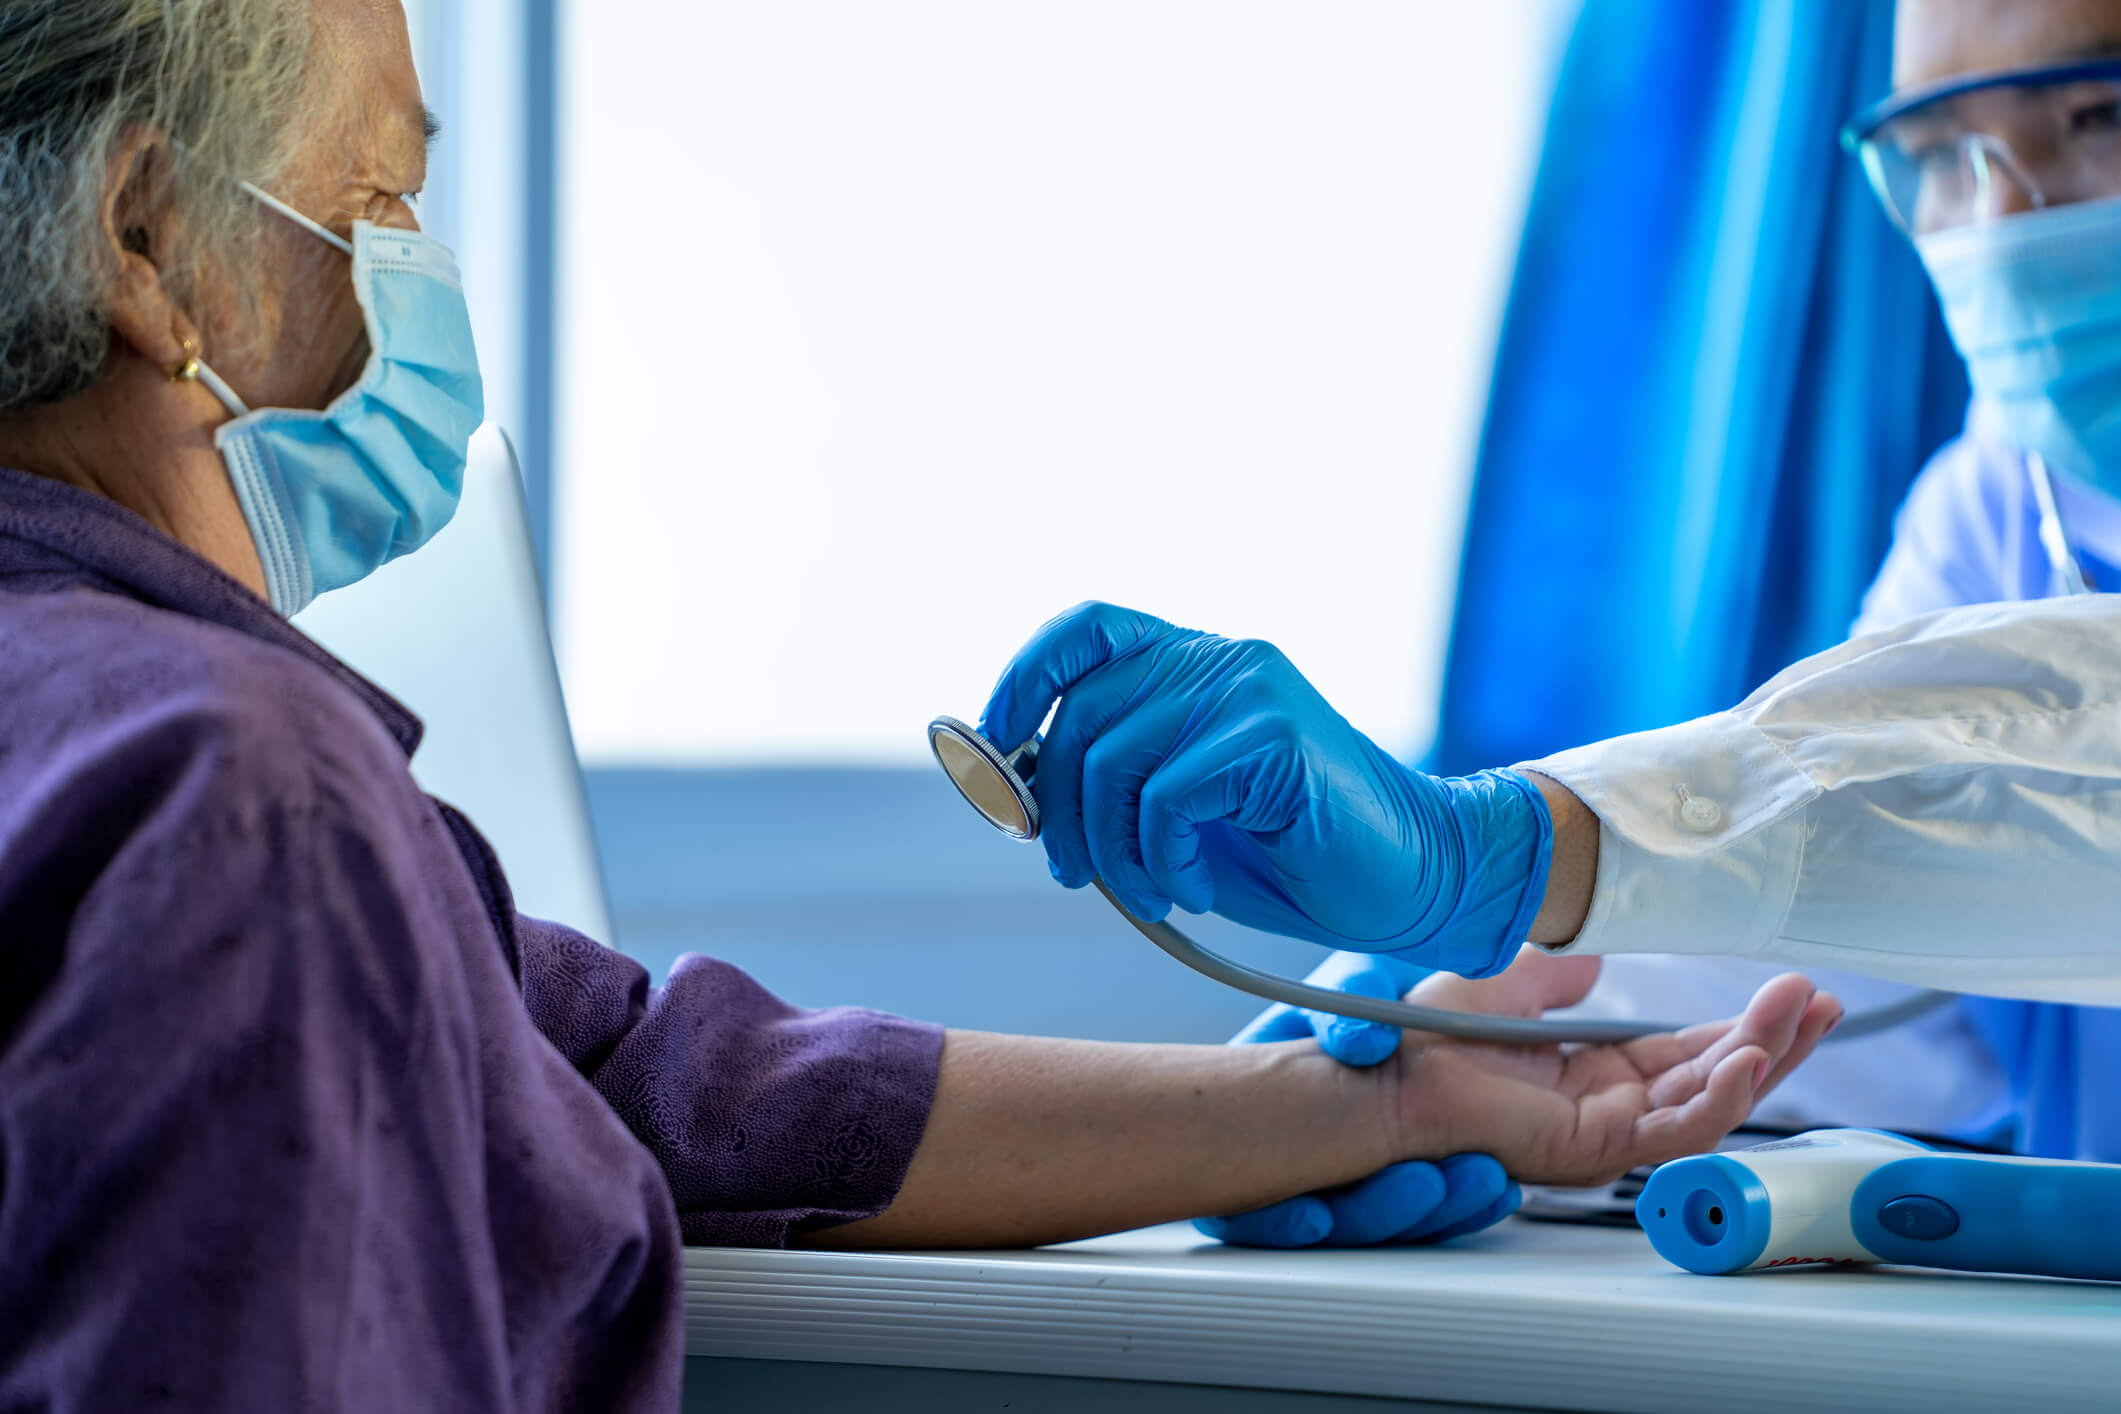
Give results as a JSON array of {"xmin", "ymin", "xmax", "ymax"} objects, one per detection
[{"xmin": 96, "ymin": 127, "xmax": 199, "ymax": 373}]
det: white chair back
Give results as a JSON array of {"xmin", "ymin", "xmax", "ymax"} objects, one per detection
[{"xmin": 294, "ymin": 426, "xmax": 615, "ymax": 943}]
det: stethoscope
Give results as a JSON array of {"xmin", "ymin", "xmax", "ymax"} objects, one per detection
[
  {"xmin": 2030, "ymin": 451, "xmax": 2097, "ymax": 598},
  {"xmin": 928, "ymin": 716, "xmax": 1950, "ymax": 1044}
]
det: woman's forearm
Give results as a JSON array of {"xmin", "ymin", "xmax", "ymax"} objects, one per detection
[{"xmin": 809, "ymin": 1031, "xmax": 1399, "ymax": 1250}]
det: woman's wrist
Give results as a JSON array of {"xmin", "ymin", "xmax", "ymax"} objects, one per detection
[
  {"xmin": 814, "ymin": 1032, "xmax": 1407, "ymax": 1250},
  {"xmin": 1195, "ymin": 1040, "xmax": 1410, "ymax": 1198},
  {"xmin": 1290, "ymin": 1038, "xmax": 1409, "ymax": 1179}
]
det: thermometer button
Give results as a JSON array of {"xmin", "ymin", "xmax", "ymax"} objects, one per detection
[{"xmin": 1877, "ymin": 1195, "xmax": 1960, "ymax": 1241}]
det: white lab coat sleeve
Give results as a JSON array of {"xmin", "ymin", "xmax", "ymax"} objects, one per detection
[{"xmin": 1521, "ymin": 593, "xmax": 2121, "ymax": 1003}]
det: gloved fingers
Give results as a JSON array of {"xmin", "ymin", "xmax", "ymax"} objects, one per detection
[
  {"xmin": 1080, "ymin": 709, "xmax": 1183, "ymax": 920},
  {"xmin": 1193, "ymin": 1194, "xmax": 1332, "ymax": 1249},
  {"xmin": 1302, "ymin": 961, "xmax": 1414, "ymax": 1068},
  {"xmin": 1228, "ymin": 954, "xmax": 1418, "ymax": 1063},
  {"xmin": 1227, "ymin": 1001, "xmax": 1315, "ymax": 1046},
  {"xmin": 1136, "ymin": 728, "xmax": 1303, "ymax": 916},
  {"xmin": 1410, "ymin": 1183, "xmax": 1523, "ymax": 1244},
  {"xmin": 1134, "ymin": 733, "xmax": 1247, "ymax": 915},
  {"xmin": 1028, "ymin": 712, "xmax": 1097, "ymax": 890},
  {"xmin": 1386, "ymin": 1154, "xmax": 1513, "ymax": 1244},
  {"xmin": 1301, "ymin": 947, "xmax": 1425, "ymax": 991},
  {"xmin": 975, "ymin": 602, "xmax": 1171, "ymax": 761},
  {"xmin": 1314, "ymin": 1161, "xmax": 1450, "ymax": 1247},
  {"xmin": 1207, "ymin": 1159, "xmax": 1521, "ymax": 1252},
  {"xmin": 1030, "ymin": 658, "xmax": 1155, "ymax": 890}
]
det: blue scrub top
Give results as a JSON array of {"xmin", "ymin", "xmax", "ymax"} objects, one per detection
[{"xmin": 1859, "ymin": 405, "xmax": 2121, "ymax": 1161}]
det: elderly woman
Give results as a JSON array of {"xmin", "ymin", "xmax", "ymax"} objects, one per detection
[{"xmin": 0, "ymin": 1, "xmax": 1839, "ymax": 1410}]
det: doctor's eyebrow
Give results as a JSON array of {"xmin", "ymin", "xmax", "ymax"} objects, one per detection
[{"xmin": 423, "ymin": 106, "xmax": 443, "ymax": 152}]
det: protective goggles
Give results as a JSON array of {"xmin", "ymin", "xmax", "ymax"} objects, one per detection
[{"xmin": 1842, "ymin": 59, "xmax": 2121, "ymax": 234}]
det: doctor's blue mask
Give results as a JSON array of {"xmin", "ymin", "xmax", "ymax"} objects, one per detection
[
  {"xmin": 184, "ymin": 183, "xmax": 484, "ymax": 616},
  {"xmin": 1917, "ymin": 193, "xmax": 2121, "ymax": 497}
]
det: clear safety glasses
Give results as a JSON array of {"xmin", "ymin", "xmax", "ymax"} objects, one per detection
[{"xmin": 1842, "ymin": 59, "xmax": 2121, "ymax": 234}]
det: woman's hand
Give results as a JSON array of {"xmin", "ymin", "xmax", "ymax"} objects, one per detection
[{"xmin": 1383, "ymin": 948, "xmax": 1841, "ymax": 1187}]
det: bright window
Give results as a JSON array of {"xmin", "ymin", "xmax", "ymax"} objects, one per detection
[{"xmin": 555, "ymin": 1, "xmax": 1568, "ymax": 767}]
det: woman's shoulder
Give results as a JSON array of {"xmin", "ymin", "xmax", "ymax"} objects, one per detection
[{"xmin": 0, "ymin": 586, "xmax": 409, "ymax": 809}]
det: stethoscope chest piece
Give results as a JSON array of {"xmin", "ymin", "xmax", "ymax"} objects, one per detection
[{"xmin": 928, "ymin": 716, "xmax": 1043, "ymax": 842}]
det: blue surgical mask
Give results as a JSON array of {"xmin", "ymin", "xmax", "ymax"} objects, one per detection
[
  {"xmin": 1918, "ymin": 193, "xmax": 2121, "ymax": 495},
  {"xmin": 188, "ymin": 184, "xmax": 484, "ymax": 615}
]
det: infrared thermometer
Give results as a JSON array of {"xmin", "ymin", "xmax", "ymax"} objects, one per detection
[{"xmin": 1637, "ymin": 1129, "xmax": 2121, "ymax": 1280}]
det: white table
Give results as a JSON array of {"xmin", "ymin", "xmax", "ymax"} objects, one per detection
[{"xmin": 682, "ymin": 1217, "xmax": 2121, "ymax": 1412}]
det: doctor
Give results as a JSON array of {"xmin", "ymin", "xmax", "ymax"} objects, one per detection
[{"xmin": 979, "ymin": 0, "xmax": 2121, "ymax": 1247}]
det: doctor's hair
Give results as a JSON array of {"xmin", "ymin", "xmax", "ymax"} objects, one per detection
[{"xmin": 0, "ymin": 0, "xmax": 311, "ymax": 413}]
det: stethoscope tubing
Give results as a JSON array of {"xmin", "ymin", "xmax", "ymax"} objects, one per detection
[
  {"xmin": 1091, "ymin": 881, "xmax": 1950, "ymax": 1045},
  {"xmin": 2031, "ymin": 451, "xmax": 2096, "ymax": 597}
]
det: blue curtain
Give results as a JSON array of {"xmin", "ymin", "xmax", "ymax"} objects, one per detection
[{"xmin": 1430, "ymin": 0, "xmax": 1968, "ymax": 773}]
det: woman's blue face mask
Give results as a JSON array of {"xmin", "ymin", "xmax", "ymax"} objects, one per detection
[{"xmin": 187, "ymin": 183, "xmax": 484, "ymax": 616}]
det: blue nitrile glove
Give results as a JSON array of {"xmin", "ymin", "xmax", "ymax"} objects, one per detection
[
  {"xmin": 1229, "ymin": 947, "xmax": 1431, "ymax": 1068},
  {"xmin": 1197, "ymin": 1154, "xmax": 1522, "ymax": 1248},
  {"xmin": 1192, "ymin": 951, "xmax": 1521, "ymax": 1247},
  {"xmin": 977, "ymin": 603, "xmax": 1554, "ymax": 978}
]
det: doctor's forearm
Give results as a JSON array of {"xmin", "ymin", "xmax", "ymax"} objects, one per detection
[
  {"xmin": 1513, "ymin": 597, "xmax": 2121, "ymax": 998},
  {"xmin": 1524, "ymin": 772, "xmax": 1597, "ymax": 945},
  {"xmin": 807, "ymin": 1031, "xmax": 1401, "ymax": 1250}
]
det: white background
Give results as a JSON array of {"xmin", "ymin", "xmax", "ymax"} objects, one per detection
[{"xmin": 554, "ymin": 1, "xmax": 1568, "ymax": 766}]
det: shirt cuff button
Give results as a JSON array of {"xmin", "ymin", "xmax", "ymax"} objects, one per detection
[{"xmin": 1680, "ymin": 796, "xmax": 1724, "ymax": 832}]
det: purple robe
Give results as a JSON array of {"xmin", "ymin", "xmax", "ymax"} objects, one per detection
[{"xmin": 0, "ymin": 468, "xmax": 943, "ymax": 1411}]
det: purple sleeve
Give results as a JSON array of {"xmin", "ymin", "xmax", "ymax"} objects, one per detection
[
  {"xmin": 0, "ymin": 683, "xmax": 680, "ymax": 1412},
  {"xmin": 517, "ymin": 919, "xmax": 945, "ymax": 1247}
]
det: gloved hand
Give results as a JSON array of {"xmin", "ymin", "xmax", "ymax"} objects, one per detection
[
  {"xmin": 1194, "ymin": 951, "xmax": 1522, "ymax": 1248},
  {"xmin": 1226, "ymin": 946, "xmax": 1428, "ymax": 1067},
  {"xmin": 1196, "ymin": 1153, "xmax": 1521, "ymax": 1248},
  {"xmin": 978, "ymin": 602, "xmax": 1554, "ymax": 977}
]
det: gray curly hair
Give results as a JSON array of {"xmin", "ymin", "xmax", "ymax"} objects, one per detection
[{"xmin": 0, "ymin": 0, "xmax": 313, "ymax": 412}]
